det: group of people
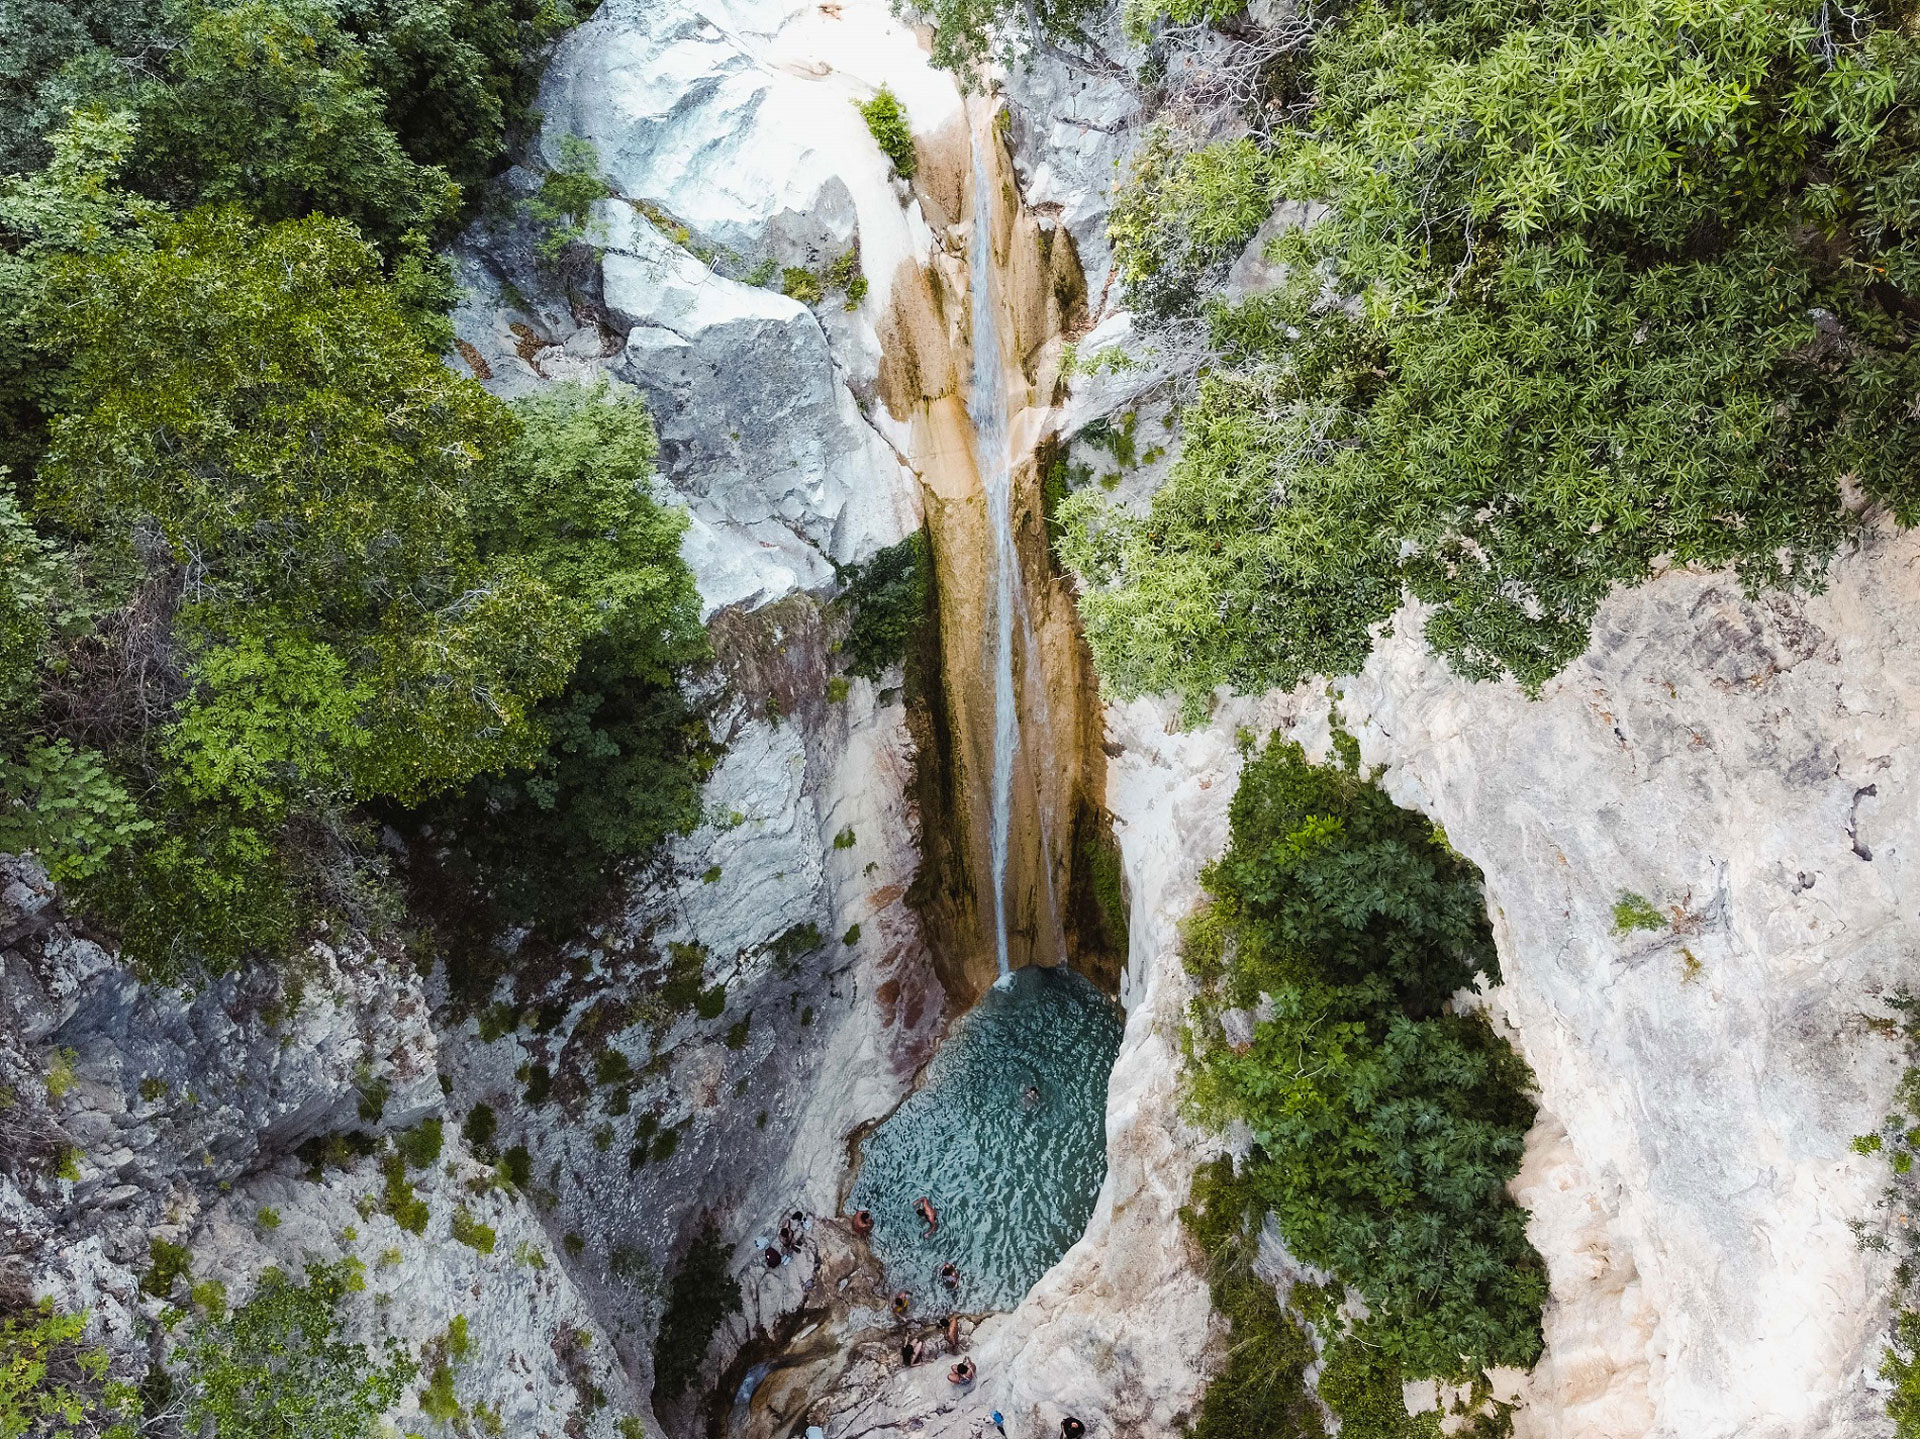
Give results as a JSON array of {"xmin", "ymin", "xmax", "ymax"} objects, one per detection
[{"xmin": 761, "ymin": 1209, "xmax": 810, "ymax": 1269}]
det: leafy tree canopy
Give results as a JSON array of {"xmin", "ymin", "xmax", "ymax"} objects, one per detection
[
  {"xmin": 1069, "ymin": 0, "xmax": 1920, "ymax": 711},
  {"xmin": 1184, "ymin": 736, "xmax": 1544, "ymax": 1379},
  {"xmin": 172, "ymin": 1260, "xmax": 416, "ymax": 1439}
]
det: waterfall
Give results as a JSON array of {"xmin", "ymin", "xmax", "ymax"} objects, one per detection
[{"xmin": 967, "ymin": 121, "xmax": 1020, "ymax": 980}]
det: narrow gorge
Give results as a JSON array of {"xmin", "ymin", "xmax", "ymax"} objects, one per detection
[{"xmin": 4, "ymin": 0, "xmax": 1920, "ymax": 1438}]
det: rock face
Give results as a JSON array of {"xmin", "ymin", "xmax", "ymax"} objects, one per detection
[
  {"xmin": 1324, "ymin": 528, "xmax": 1920, "ymax": 1439},
  {"xmin": 0, "ymin": 854, "xmax": 625, "ymax": 1435}
]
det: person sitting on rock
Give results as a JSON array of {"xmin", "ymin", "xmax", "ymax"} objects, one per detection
[
  {"xmin": 851, "ymin": 1208, "xmax": 875, "ymax": 1235},
  {"xmin": 948, "ymin": 1357, "xmax": 976, "ymax": 1385},
  {"xmin": 938, "ymin": 1261, "xmax": 961, "ymax": 1290},
  {"xmin": 763, "ymin": 1245, "xmax": 783, "ymax": 1270},
  {"xmin": 946, "ymin": 1314, "xmax": 963, "ymax": 1349},
  {"xmin": 892, "ymin": 1289, "xmax": 912, "ymax": 1318},
  {"xmin": 914, "ymin": 1196, "xmax": 939, "ymax": 1236}
]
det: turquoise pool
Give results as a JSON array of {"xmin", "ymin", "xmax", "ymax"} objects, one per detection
[{"xmin": 847, "ymin": 964, "xmax": 1124, "ymax": 1315}]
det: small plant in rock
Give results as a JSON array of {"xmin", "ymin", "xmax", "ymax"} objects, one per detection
[
  {"xmin": 527, "ymin": 136, "xmax": 613, "ymax": 263},
  {"xmin": 781, "ymin": 267, "xmax": 824, "ymax": 305},
  {"xmin": 1611, "ymin": 892, "xmax": 1667, "ymax": 935},
  {"xmin": 145, "ymin": 1238, "xmax": 193, "ymax": 1299},
  {"xmin": 833, "ymin": 826, "xmax": 856, "ymax": 850},
  {"xmin": 450, "ymin": 1208, "xmax": 496, "ymax": 1254},
  {"xmin": 380, "ymin": 1154, "xmax": 429, "ymax": 1234},
  {"xmin": 856, "ymin": 87, "xmax": 917, "ymax": 179},
  {"xmin": 396, "ymin": 1117, "xmax": 444, "ymax": 1169},
  {"xmin": 43, "ymin": 1047, "xmax": 77, "ymax": 1101},
  {"xmin": 255, "ymin": 1206, "xmax": 281, "ymax": 1231},
  {"xmin": 725, "ymin": 1016, "xmax": 751, "ymax": 1050}
]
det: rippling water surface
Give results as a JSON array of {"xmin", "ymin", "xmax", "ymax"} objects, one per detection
[{"xmin": 847, "ymin": 965, "xmax": 1123, "ymax": 1314}]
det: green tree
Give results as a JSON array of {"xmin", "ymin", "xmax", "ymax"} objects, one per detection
[
  {"xmin": 1071, "ymin": 0, "xmax": 1920, "ymax": 707},
  {"xmin": 172, "ymin": 1259, "xmax": 416, "ymax": 1439},
  {"xmin": 133, "ymin": 0, "xmax": 461, "ymax": 250},
  {"xmin": 417, "ymin": 380, "xmax": 710, "ymax": 946},
  {"xmin": 335, "ymin": 0, "xmax": 583, "ymax": 196},
  {"xmin": 1184, "ymin": 737, "xmax": 1544, "ymax": 1379},
  {"xmin": 27, "ymin": 209, "xmax": 615, "ymax": 970}
]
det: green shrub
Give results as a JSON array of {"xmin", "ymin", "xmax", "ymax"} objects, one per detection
[
  {"xmin": 526, "ymin": 135, "xmax": 611, "ymax": 261},
  {"xmin": 172, "ymin": 1259, "xmax": 415, "ymax": 1439},
  {"xmin": 833, "ymin": 826, "xmax": 856, "ymax": 851},
  {"xmin": 144, "ymin": 1237, "xmax": 193, "ymax": 1298},
  {"xmin": 857, "ymin": 88, "xmax": 916, "ymax": 179},
  {"xmin": 397, "ymin": 1116, "xmax": 444, "ymax": 1168},
  {"xmin": 380, "ymin": 1153, "xmax": 429, "ymax": 1234},
  {"xmin": 1069, "ymin": 0, "xmax": 1920, "ymax": 712},
  {"xmin": 500, "ymin": 1144, "xmax": 532, "ymax": 1190},
  {"xmin": 767, "ymin": 923, "xmax": 824, "ymax": 971},
  {"xmin": 651, "ymin": 1218, "xmax": 741, "ymax": 1404},
  {"xmin": 450, "ymin": 1207, "xmax": 496, "ymax": 1254},
  {"xmin": 1611, "ymin": 893, "xmax": 1667, "ymax": 935},
  {"xmin": 0, "ymin": 1297, "xmax": 139, "ymax": 1437},
  {"xmin": 836, "ymin": 530, "xmax": 929, "ymax": 681},
  {"xmin": 1184, "ymin": 737, "xmax": 1544, "ymax": 1379},
  {"xmin": 781, "ymin": 267, "xmax": 824, "ymax": 305},
  {"xmin": 725, "ymin": 1016, "xmax": 750, "ymax": 1050},
  {"xmin": 461, "ymin": 1103, "xmax": 497, "ymax": 1157},
  {"xmin": 893, "ymin": 0, "xmax": 1104, "ymax": 74},
  {"xmin": 1180, "ymin": 1158, "xmax": 1323, "ymax": 1439}
]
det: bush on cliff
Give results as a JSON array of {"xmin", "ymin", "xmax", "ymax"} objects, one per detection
[
  {"xmin": 1183, "ymin": 735, "xmax": 1545, "ymax": 1380},
  {"xmin": 1068, "ymin": 0, "xmax": 1920, "ymax": 711}
]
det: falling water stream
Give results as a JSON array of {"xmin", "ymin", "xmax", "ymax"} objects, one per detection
[
  {"xmin": 841, "ymin": 120, "xmax": 1121, "ymax": 1319},
  {"xmin": 967, "ymin": 124, "xmax": 1022, "ymax": 982}
]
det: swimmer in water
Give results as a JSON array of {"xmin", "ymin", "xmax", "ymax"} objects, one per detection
[
  {"xmin": 914, "ymin": 1195, "xmax": 939, "ymax": 1236},
  {"xmin": 938, "ymin": 1261, "xmax": 960, "ymax": 1290},
  {"xmin": 850, "ymin": 1208, "xmax": 874, "ymax": 1236},
  {"xmin": 1023, "ymin": 1084, "xmax": 1040, "ymax": 1108},
  {"xmin": 892, "ymin": 1289, "xmax": 912, "ymax": 1318}
]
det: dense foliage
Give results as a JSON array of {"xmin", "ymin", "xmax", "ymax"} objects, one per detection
[
  {"xmin": 651, "ymin": 1218, "xmax": 741, "ymax": 1406},
  {"xmin": 171, "ymin": 1260, "xmax": 416, "ymax": 1438},
  {"xmin": 2, "ymin": 0, "xmax": 579, "ymax": 194},
  {"xmin": 892, "ymin": 0, "xmax": 1108, "ymax": 77},
  {"xmin": 1184, "ymin": 736, "xmax": 1544, "ymax": 1379},
  {"xmin": 857, "ymin": 86, "xmax": 917, "ymax": 179},
  {"xmin": 1066, "ymin": 0, "xmax": 1920, "ymax": 711},
  {"xmin": 0, "ymin": 1295, "xmax": 139, "ymax": 1439},
  {"xmin": 1180, "ymin": 1157, "xmax": 1324, "ymax": 1439},
  {"xmin": 835, "ymin": 529, "xmax": 931, "ymax": 682},
  {"xmin": 0, "ymin": 1, "xmax": 704, "ymax": 978}
]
